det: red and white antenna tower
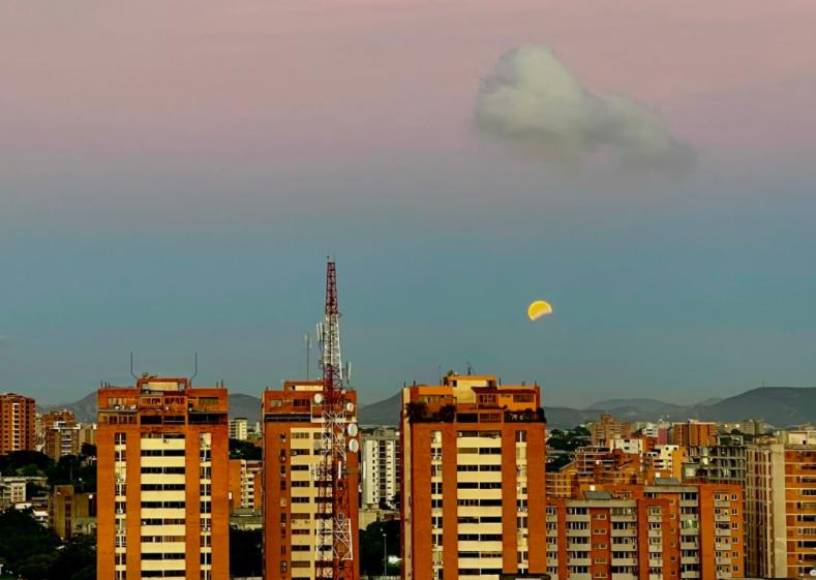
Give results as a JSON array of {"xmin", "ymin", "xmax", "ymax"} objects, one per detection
[{"xmin": 315, "ymin": 258, "xmax": 356, "ymax": 579}]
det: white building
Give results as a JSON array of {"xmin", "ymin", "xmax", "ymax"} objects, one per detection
[
  {"xmin": 228, "ymin": 417, "xmax": 248, "ymax": 441},
  {"xmin": 360, "ymin": 426, "xmax": 400, "ymax": 509}
]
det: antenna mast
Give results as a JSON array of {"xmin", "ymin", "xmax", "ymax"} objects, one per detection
[{"xmin": 316, "ymin": 258, "xmax": 355, "ymax": 578}]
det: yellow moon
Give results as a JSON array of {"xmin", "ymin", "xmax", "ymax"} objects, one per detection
[{"xmin": 527, "ymin": 300, "xmax": 553, "ymax": 321}]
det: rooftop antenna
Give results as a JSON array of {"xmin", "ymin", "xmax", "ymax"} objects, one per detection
[
  {"xmin": 316, "ymin": 257, "xmax": 355, "ymax": 578},
  {"xmin": 305, "ymin": 333, "xmax": 312, "ymax": 380},
  {"xmin": 191, "ymin": 353, "xmax": 199, "ymax": 382},
  {"xmin": 129, "ymin": 353, "xmax": 138, "ymax": 380}
]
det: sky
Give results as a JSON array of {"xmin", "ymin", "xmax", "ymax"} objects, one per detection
[{"xmin": 1, "ymin": 0, "xmax": 815, "ymax": 408}]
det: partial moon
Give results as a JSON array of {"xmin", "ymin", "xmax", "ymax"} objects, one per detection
[{"xmin": 527, "ymin": 300, "xmax": 553, "ymax": 321}]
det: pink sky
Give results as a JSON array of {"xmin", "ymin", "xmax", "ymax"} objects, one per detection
[{"xmin": 1, "ymin": 0, "xmax": 815, "ymax": 167}]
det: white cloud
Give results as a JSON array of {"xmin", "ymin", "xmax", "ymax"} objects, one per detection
[{"xmin": 476, "ymin": 46, "xmax": 695, "ymax": 173}]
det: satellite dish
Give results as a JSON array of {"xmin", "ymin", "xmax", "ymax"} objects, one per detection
[
  {"xmin": 347, "ymin": 423, "xmax": 358, "ymax": 437},
  {"xmin": 314, "ymin": 393, "xmax": 324, "ymax": 404},
  {"xmin": 348, "ymin": 439, "xmax": 359, "ymax": 453},
  {"xmin": 345, "ymin": 402, "xmax": 355, "ymax": 413}
]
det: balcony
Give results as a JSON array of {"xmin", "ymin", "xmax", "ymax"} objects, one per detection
[{"xmin": 612, "ymin": 558, "xmax": 637, "ymax": 566}]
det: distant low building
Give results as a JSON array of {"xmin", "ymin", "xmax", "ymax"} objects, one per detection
[
  {"xmin": 671, "ymin": 420, "xmax": 718, "ymax": 447},
  {"xmin": 79, "ymin": 422, "xmax": 97, "ymax": 448},
  {"xmin": 589, "ymin": 413, "xmax": 633, "ymax": 447},
  {"xmin": 0, "ymin": 474, "xmax": 48, "ymax": 510},
  {"xmin": 50, "ymin": 484, "xmax": 96, "ymax": 540},
  {"xmin": 683, "ymin": 433, "xmax": 746, "ymax": 485},
  {"xmin": 42, "ymin": 409, "xmax": 81, "ymax": 460}
]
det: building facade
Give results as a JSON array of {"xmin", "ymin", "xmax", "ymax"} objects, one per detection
[
  {"xmin": 360, "ymin": 426, "xmax": 400, "ymax": 509},
  {"xmin": 683, "ymin": 434, "xmax": 746, "ymax": 485},
  {"xmin": 96, "ymin": 376, "xmax": 230, "ymax": 580},
  {"xmin": 401, "ymin": 374, "xmax": 547, "ymax": 580},
  {"xmin": 262, "ymin": 380, "xmax": 360, "ymax": 580},
  {"xmin": 590, "ymin": 414, "xmax": 633, "ymax": 447},
  {"xmin": 546, "ymin": 481, "xmax": 744, "ymax": 580},
  {"xmin": 228, "ymin": 458, "xmax": 262, "ymax": 512},
  {"xmin": 672, "ymin": 421, "xmax": 718, "ymax": 449},
  {"xmin": 0, "ymin": 393, "xmax": 36, "ymax": 455},
  {"xmin": 228, "ymin": 417, "xmax": 249, "ymax": 441},
  {"xmin": 745, "ymin": 430, "xmax": 816, "ymax": 578},
  {"xmin": 51, "ymin": 484, "xmax": 96, "ymax": 540},
  {"xmin": 42, "ymin": 409, "xmax": 82, "ymax": 460}
]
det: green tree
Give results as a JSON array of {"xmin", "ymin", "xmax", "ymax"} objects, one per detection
[
  {"xmin": 359, "ymin": 519, "xmax": 400, "ymax": 577},
  {"xmin": 0, "ymin": 509, "xmax": 61, "ymax": 573},
  {"xmin": 229, "ymin": 439, "xmax": 262, "ymax": 461},
  {"xmin": 47, "ymin": 455, "xmax": 96, "ymax": 493},
  {"xmin": 80, "ymin": 443, "xmax": 97, "ymax": 459},
  {"xmin": 229, "ymin": 528, "xmax": 262, "ymax": 577},
  {"xmin": 49, "ymin": 536, "xmax": 96, "ymax": 580},
  {"xmin": 0, "ymin": 450, "xmax": 53, "ymax": 475},
  {"xmin": 17, "ymin": 554, "xmax": 56, "ymax": 580}
]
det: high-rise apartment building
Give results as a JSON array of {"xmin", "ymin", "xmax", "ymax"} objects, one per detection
[
  {"xmin": 672, "ymin": 421, "xmax": 718, "ymax": 448},
  {"xmin": 262, "ymin": 380, "xmax": 360, "ymax": 580},
  {"xmin": 590, "ymin": 414, "xmax": 634, "ymax": 447},
  {"xmin": 42, "ymin": 409, "xmax": 81, "ymax": 460},
  {"xmin": 96, "ymin": 376, "xmax": 230, "ymax": 580},
  {"xmin": 228, "ymin": 458, "xmax": 262, "ymax": 512},
  {"xmin": 0, "ymin": 393, "xmax": 36, "ymax": 455},
  {"xmin": 228, "ymin": 417, "xmax": 249, "ymax": 441},
  {"xmin": 545, "ymin": 481, "xmax": 744, "ymax": 579},
  {"xmin": 401, "ymin": 374, "xmax": 547, "ymax": 580},
  {"xmin": 745, "ymin": 430, "xmax": 816, "ymax": 578},
  {"xmin": 360, "ymin": 426, "xmax": 400, "ymax": 509},
  {"xmin": 683, "ymin": 434, "xmax": 746, "ymax": 485}
]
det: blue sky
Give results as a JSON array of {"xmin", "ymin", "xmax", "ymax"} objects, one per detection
[
  {"xmin": 1, "ymin": 0, "xmax": 815, "ymax": 407},
  {"xmin": 2, "ymin": 152, "xmax": 814, "ymax": 407}
]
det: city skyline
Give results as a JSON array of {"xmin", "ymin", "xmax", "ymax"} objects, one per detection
[{"xmin": 2, "ymin": 0, "xmax": 816, "ymax": 408}]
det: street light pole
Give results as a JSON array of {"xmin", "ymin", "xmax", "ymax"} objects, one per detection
[{"xmin": 382, "ymin": 531, "xmax": 388, "ymax": 577}]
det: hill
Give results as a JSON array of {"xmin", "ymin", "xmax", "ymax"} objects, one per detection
[
  {"xmin": 691, "ymin": 387, "xmax": 816, "ymax": 426},
  {"xmin": 358, "ymin": 392, "xmax": 401, "ymax": 425}
]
